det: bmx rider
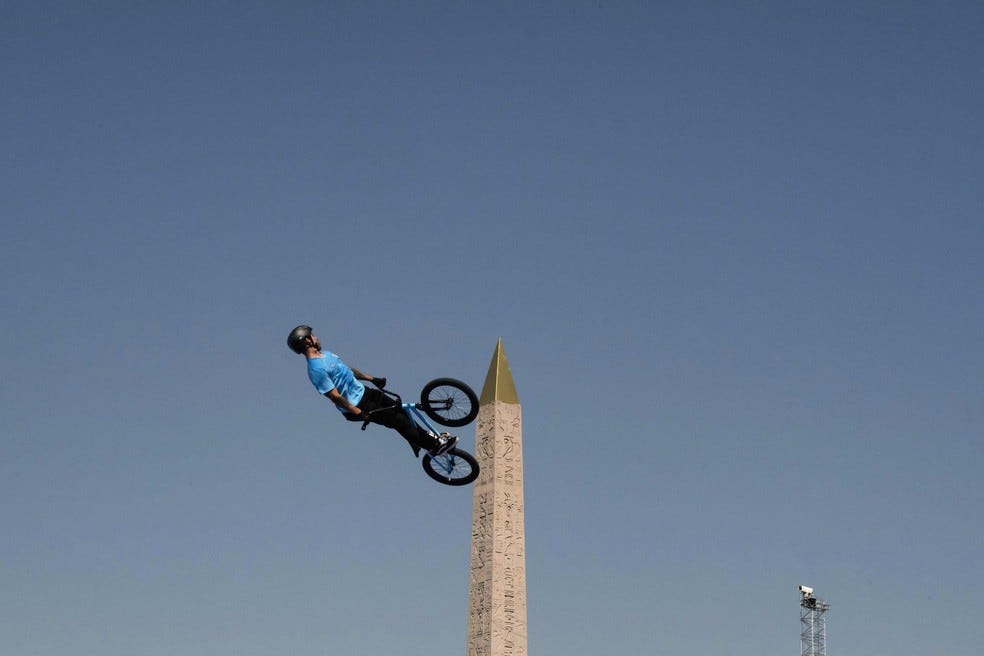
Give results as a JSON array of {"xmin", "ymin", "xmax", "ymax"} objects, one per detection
[{"xmin": 287, "ymin": 325, "xmax": 456, "ymax": 455}]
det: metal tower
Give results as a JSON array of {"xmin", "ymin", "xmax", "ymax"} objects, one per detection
[{"xmin": 798, "ymin": 586, "xmax": 831, "ymax": 656}]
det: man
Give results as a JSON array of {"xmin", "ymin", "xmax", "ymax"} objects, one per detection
[{"xmin": 287, "ymin": 325, "xmax": 456, "ymax": 455}]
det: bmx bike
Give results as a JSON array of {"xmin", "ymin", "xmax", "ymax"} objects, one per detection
[{"xmin": 361, "ymin": 378, "xmax": 481, "ymax": 486}]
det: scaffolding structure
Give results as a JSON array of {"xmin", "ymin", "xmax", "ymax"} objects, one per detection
[{"xmin": 798, "ymin": 586, "xmax": 830, "ymax": 656}]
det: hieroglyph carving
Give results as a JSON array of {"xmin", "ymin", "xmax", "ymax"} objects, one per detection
[{"xmin": 467, "ymin": 402, "xmax": 527, "ymax": 656}]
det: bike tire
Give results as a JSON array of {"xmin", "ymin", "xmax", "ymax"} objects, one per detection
[
  {"xmin": 422, "ymin": 448, "xmax": 480, "ymax": 486},
  {"xmin": 419, "ymin": 378, "xmax": 479, "ymax": 427}
]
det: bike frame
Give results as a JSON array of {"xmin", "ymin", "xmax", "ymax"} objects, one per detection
[
  {"xmin": 357, "ymin": 379, "xmax": 480, "ymax": 485},
  {"xmin": 402, "ymin": 402, "xmax": 444, "ymax": 436}
]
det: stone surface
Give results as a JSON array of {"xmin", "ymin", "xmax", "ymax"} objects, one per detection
[{"xmin": 466, "ymin": 398, "xmax": 527, "ymax": 656}]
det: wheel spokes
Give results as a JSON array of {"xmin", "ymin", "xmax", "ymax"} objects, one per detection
[
  {"xmin": 431, "ymin": 454, "xmax": 472, "ymax": 479},
  {"xmin": 427, "ymin": 386, "xmax": 468, "ymax": 419}
]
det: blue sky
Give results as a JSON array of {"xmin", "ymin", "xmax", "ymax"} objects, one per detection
[{"xmin": 2, "ymin": 2, "xmax": 982, "ymax": 655}]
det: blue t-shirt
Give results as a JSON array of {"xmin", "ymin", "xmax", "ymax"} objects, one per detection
[{"xmin": 307, "ymin": 352, "xmax": 365, "ymax": 413}]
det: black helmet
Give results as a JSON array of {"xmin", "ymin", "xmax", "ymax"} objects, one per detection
[{"xmin": 287, "ymin": 325, "xmax": 313, "ymax": 354}]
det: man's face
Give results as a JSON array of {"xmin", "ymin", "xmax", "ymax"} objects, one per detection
[{"xmin": 308, "ymin": 333, "xmax": 322, "ymax": 351}]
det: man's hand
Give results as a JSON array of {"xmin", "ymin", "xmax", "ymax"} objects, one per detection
[
  {"xmin": 373, "ymin": 377, "xmax": 387, "ymax": 389},
  {"xmin": 326, "ymin": 388, "xmax": 361, "ymax": 415}
]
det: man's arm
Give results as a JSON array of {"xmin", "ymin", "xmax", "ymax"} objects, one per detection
[
  {"xmin": 351, "ymin": 368, "xmax": 373, "ymax": 382},
  {"xmin": 351, "ymin": 368, "xmax": 385, "ymax": 388},
  {"xmin": 325, "ymin": 388, "xmax": 362, "ymax": 415}
]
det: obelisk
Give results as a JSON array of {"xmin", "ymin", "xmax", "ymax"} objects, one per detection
[{"xmin": 466, "ymin": 339, "xmax": 527, "ymax": 656}]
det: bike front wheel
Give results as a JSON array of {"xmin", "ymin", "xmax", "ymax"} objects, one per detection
[
  {"xmin": 422, "ymin": 448, "xmax": 480, "ymax": 486},
  {"xmin": 420, "ymin": 378, "xmax": 479, "ymax": 427}
]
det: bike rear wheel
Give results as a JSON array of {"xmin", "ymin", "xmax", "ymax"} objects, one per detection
[
  {"xmin": 419, "ymin": 378, "xmax": 479, "ymax": 427},
  {"xmin": 422, "ymin": 448, "xmax": 480, "ymax": 486}
]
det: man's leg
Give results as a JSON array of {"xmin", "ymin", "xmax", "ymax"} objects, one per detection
[{"xmin": 353, "ymin": 388, "xmax": 440, "ymax": 451}]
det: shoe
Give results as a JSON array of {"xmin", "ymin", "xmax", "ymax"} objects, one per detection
[
  {"xmin": 431, "ymin": 432, "xmax": 458, "ymax": 456},
  {"xmin": 423, "ymin": 431, "xmax": 443, "ymax": 454}
]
